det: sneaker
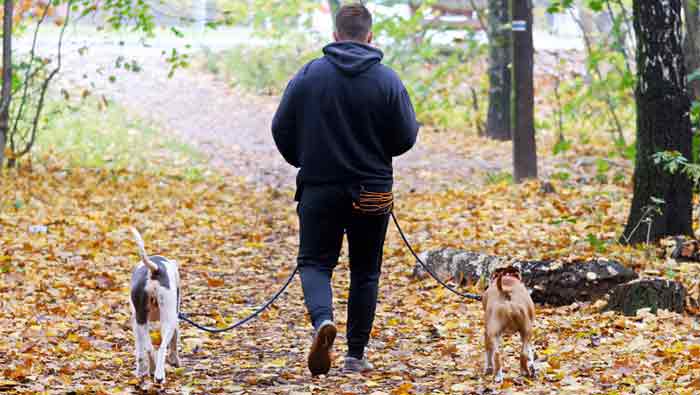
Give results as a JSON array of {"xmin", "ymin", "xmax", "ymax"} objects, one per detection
[
  {"xmin": 343, "ymin": 355, "xmax": 374, "ymax": 373},
  {"xmin": 307, "ymin": 320, "xmax": 337, "ymax": 376}
]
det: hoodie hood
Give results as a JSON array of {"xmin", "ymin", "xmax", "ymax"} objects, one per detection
[{"xmin": 323, "ymin": 42, "xmax": 384, "ymax": 76}]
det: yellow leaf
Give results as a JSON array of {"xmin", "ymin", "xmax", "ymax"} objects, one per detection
[
  {"xmin": 263, "ymin": 358, "xmax": 287, "ymax": 368},
  {"xmin": 391, "ymin": 382, "xmax": 413, "ymax": 395}
]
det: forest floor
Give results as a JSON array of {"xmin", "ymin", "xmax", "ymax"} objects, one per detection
[{"xmin": 1, "ymin": 38, "xmax": 700, "ymax": 395}]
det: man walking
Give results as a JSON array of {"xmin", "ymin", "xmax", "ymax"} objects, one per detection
[{"xmin": 272, "ymin": 3, "xmax": 419, "ymax": 376}]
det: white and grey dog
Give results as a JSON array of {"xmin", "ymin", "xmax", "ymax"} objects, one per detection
[{"xmin": 129, "ymin": 227, "xmax": 181, "ymax": 384}]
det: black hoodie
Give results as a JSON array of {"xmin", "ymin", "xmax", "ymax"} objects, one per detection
[{"xmin": 271, "ymin": 42, "xmax": 419, "ymax": 195}]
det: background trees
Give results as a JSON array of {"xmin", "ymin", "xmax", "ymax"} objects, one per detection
[
  {"xmin": 485, "ymin": 0, "xmax": 511, "ymax": 141},
  {"xmin": 3, "ymin": 0, "xmax": 700, "ymax": 242},
  {"xmin": 622, "ymin": 0, "xmax": 693, "ymax": 243}
]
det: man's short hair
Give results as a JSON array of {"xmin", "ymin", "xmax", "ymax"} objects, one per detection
[{"xmin": 335, "ymin": 3, "xmax": 372, "ymax": 41}]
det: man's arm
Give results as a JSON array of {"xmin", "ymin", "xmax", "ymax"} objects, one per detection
[
  {"xmin": 387, "ymin": 84, "xmax": 419, "ymax": 157},
  {"xmin": 272, "ymin": 76, "xmax": 301, "ymax": 167}
]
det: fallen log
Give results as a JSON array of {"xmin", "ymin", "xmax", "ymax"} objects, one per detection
[
  {"xmin": 413, "ymin": 248, "xmax": 638, "ymax": 306},
  {"xmin": 662, "ymin": 236, "xmax": 700, "ymax": 262},
  {"xmin": 606, "ymin": 279, "xmax": 686, "ymax": 316}
]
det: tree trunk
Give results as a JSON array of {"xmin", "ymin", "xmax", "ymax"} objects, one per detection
[
  {"xmin": 412, "ymin": 248, "xmax": 639, "ymax": 306},
  {"xmin": 485, "ymin": 0, "xmax": 511, "ymax": 141},
  {"xmin": 606, "ymin": 279, "xmax": 686, "ymax": 316},
  {"xmin": 622, "ymin": 0, "xmax": 693, "ymax": 244},
  {"xmin": 328, "ymin": 0, "xmax": 340, "ymax": 28},
  {"xmin": 0, "ymin": 0, "xmax": 13, "ymax": 169},
  {"xmin": 684, "ymin": 0, "xmax": 700, "ymax": 100},
  {"xmin": 511, "ymin": 0, "xmax": 537, "ymax": 182}
]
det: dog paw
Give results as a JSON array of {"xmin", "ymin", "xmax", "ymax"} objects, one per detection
[
  {"xmin": 148, "ymin": 353, "xmax": 156, "ymax": 375},
  {"xmin": 494, "ymin": 371, "xmax": 504, "ymax": 384},
  {"xmin": 167, "ymin": 355, "xmax": 180, "ymax": 367},
  {"xmin": 527, "ymin": 363, "xmax": 537, "ymax": 378}
]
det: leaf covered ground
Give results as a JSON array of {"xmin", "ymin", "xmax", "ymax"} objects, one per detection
[{"xmin": 2, "ymin": 122, "xmax": 700, "ymax": 395}]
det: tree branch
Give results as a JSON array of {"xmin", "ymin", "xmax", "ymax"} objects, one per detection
[
  {"xmin": 10, "ymin": 2, "xmax": 52, "ymax": 139},
  {"xmin": 16, "ymin": 0, "xmax": 72, "ymax": 158}
]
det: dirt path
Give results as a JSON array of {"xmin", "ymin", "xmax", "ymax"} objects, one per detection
[{"xmin": 55, "ymin": 39, "xmax": 510, "ymax": 192}]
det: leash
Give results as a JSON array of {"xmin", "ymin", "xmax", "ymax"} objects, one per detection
[
  {"xmin": 389, "ymin": 211, "xmax": 482, "ymax": 301},
  {"xmin": 356, "ymin": 190, "xmax": 482, "ymax": 301},
  {"xmin": 179, "ymin": 190, "xmax": 480, "ymax": 333},
  {"xmin": 178, "ymin": 266, "xmax": 298, "ymax": 333}
]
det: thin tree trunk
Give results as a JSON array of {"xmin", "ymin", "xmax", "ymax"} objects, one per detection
[
  {"xmin": 0, "ymin": 0, "xmax": 13, "ymax": 169},
  {"xmin": 511, "ymin": 0, "xmax": 537, "ymax": 182},
  {"xmin": 486, "ymin": 0, "xmax": 511, "ymax": 141},
  {"xmin": 684, "ymin": 0, "xmax": 700, "ymax": 100},
  {"xmin": 622, "ymin": 0, "xmax": 693, "ymax": 244},
  {"xmin": 328, "ymin": 0, "xmax": 340, "ymax": 28}
]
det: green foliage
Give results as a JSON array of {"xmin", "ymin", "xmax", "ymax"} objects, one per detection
[
  {"xmin": 37, "ymin": 98, "xmax": 205, "ymax": 173},
  {"xmin": 204, "ymin": 38, "xmax": 319, "ymax": 95},
  {"xmin": 586, "ymin": 233, "xmax": 607, "ymax": 253},
  {"xmin": 653, "ymin": 151, "xmax": 700, "ymax": 190},
  {"xmin": 485, "ymin": 171, "xmax": 513, "ymax": 185},
  {"xmin": 214, "ymin": 0, "xmax": 319, "ymax": 39},
  {"xmin": 552, "ymin": 138, "xmax": 572, "ymax": 155},
  {"xmin": 364, "ymin": 2, "xmax": 487, "ymax": 130},
  {"xmin": 203, "ymin": 1, "xmax": 487, "ymax": 131}
]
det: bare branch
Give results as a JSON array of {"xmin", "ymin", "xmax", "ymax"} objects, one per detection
[
  {"xmin": 570, "ymin": 8, "xmax": 627, "ymax": 146},
  {"xmin": 467, "ymin": 0, "xmax": 488, "ymax": 36},
  {"xmin": 11, "ymin": 2, "xmax": 52, "ymax": 138},
  {"xmin": 17, "ymin": 0, "xmax": 73, "ymax": 158}
]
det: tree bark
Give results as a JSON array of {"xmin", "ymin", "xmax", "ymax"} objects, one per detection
[
  {"xmin": 622, "ymin": 0, "xmax": 693, "ymax": 244},
  {"xmin": 511, "ymin": 0, "xmax": 537, "ymax": 182},
  {"xmin": 485, "ymin": 0, "xmax": 511, "ymax": 141},
  {"xmin": 606, "ymin": 279, "xmax": 686, "ymax": 316},
  {"xmin": 412, "ymin": 248, "xmax": 639, "ymax": 306},
  {"xmin": 684, "ymin": 0, "xmax": 700, "ymax": 100},
  {"xmin": 0, "ymin": 0, "xmax": 13, "ymax": 169}
]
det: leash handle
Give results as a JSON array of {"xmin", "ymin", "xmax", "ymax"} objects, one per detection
[
  {"xmin": 391, "ymin": 211, "xmax": 482, "ymax": 302},
  {"xmin": 179, "ymin": 266, "xmax": 299, "ymax": 333}
]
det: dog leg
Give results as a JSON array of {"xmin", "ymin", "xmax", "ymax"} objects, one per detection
[
  {"xmin": 134, "ymin": 323, "xmax": 149, "ymax": 378},
  {"xmin": 154, "ymin": 296, "xmax": 178, "ymax": 384},
  {"xmin": 155, "ymin": 323, "xmax": 175, "ymax": 384},
  {"xmin": 167, "ymin": 327, "xmax": 180, "ymax": 367},
  {"xmin": 483, "ymin": 330, "xmax": 494, "ymax": 375},
  {"xmin": 520, "ymin": 331, "xmax": 536, "ymax": 378},
  {"xmin": 493, "ymin": 335, "xmax": 503, "ymax": 383}
]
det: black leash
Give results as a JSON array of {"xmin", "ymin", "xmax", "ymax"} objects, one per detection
[
  {"xmin": 179, "ymin": 205, "xmax": 480, "ymax": 333},
  {"xmin": 390, "ymin": 211, "xmax": 482, "ymax": 302},
  {"xmin": 178, "ymin": 266, "xmax": 298, "ymax": 333}
]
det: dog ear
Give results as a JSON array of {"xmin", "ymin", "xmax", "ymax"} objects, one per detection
[
  {"xmin": 496, "ymin": 273, "xmax": 503, "ymax": 292},
  {"xmin": 490, "ymin": 270, "xmax": 500, "ymax": 282}
]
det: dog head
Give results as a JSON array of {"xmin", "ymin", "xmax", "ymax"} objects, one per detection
[{"xmin": 489, "ymin": 266, "xmax": 522, "ymax": 285}]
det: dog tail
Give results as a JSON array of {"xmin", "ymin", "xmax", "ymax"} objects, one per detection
[
  {"xmin": 130, "ymin": 227, "xmax": 158, "ymax": 273},
  {"xmin": 497, "ymin": 275, "xmax": 513, "ymax": 299}
]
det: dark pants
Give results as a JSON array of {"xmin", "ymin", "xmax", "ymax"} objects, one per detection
[{"xmin": 297, "ymin": 184, "xmax": 390, "ymax": 359}]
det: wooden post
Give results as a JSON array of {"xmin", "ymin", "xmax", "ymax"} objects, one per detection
[{"xmin": 511, "ymin": 0, "xmax": 537, "ymax": 182}]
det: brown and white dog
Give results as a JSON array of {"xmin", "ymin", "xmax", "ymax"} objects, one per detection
[
  {"xmin": 129, "ymin": 228, "xmax": 181, "ymax": 385},
  {"xmin": 482, "ymin": 266, "xmax": 536, "ymax": 383}
]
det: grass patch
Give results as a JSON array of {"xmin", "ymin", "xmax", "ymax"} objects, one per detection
[
  {"xmin": 35, "ymin": 97, "xmax": 207, "ymax": 178},
  {"xmin": 202, "ymin": 41, "xmax": 319, "ymax": 95}
]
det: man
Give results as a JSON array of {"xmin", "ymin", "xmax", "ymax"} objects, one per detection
[{"xmin": 271, "ymin": 3, "xmax": 419, "ymax": 376}]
